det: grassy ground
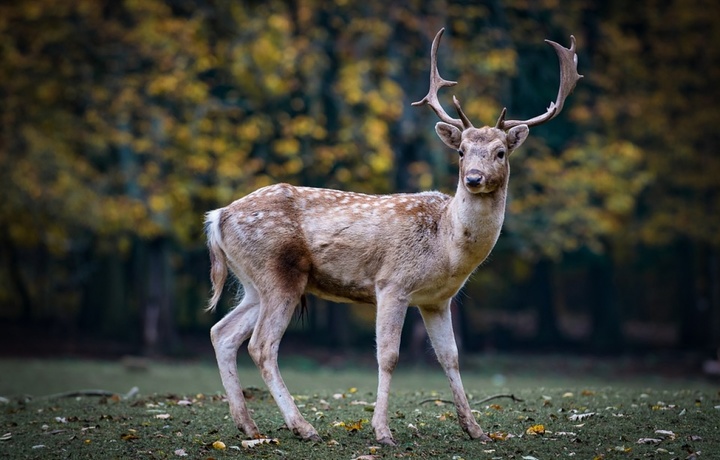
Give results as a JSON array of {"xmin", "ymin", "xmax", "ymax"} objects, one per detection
[{"xmin": 0, "ymin": 355, "xmax": 717, "ymax": 459}]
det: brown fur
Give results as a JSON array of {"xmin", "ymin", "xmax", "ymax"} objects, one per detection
[{"xmin": 205, "ymin": 27, "xmax": 580, "ymax": 447}]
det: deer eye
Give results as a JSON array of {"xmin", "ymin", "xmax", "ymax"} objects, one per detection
[
  {"xmin": 497, "ymin": 149, "xmax": 506, "ymax": 159},
  {"xmin": 458, "ymin": 149, "xmax": 464, "ymax": 158}
]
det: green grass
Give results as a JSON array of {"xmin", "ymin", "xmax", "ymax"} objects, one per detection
[{"xmin": 0, "ymin": 355, "xmax": 718, "ymax": 459}]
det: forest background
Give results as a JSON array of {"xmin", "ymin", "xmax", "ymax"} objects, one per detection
[{"xmin": 1, "ymin": 0, "xmax": 719, "ymax": 362}]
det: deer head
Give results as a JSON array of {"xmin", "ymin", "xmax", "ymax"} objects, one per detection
[{"xmin": 412, "ymin": 28, "xmax": 583, "ymax": 195}]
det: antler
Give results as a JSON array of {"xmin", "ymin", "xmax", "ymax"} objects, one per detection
[
  {"xmin": 412, "ymin": 28, "xmax": 473, "ymax": 131},
  {"xmin": 496, "ymin": 35, "xmax": 583, "ymax": 130}
]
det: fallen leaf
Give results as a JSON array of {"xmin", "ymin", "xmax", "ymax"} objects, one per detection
[
  {"xmin": 489, "ymin": 404, "xmax": 503, "ymax": 411},
  {"xmin": 581, "ymin": 390, "xmax": 595, "ymax": 396},
  {"xmin": 121, "ymin": 432, "xmax": 139, "ymax": 441},
  {"xmin": 522, "ymin": 456, "xmax": 540, "ymax": 460},
  {"xmin": 241, "ymin": 438, "xmax": 279, "ymax": 448},
  {"xmin": 654, "ymin": 429, "xmax": 676, "ymax": 440},
  {"xmin": 526, "ymin": 424, "xmax": 545, "ymax": 435},
  {"xmin": 352, "ymin": 456, "xmax": 380, "ymax": 460},
  {"xmin": 563, "ymin": 392, "xmax": 574, "ymax": 398},
  {"xmin": 344, "ymin": 419, "xmax": 366, "ymax": 432},
  {"xmin": 174, "ymin": 448, "xmax": 188, "ymax": 456},
  {"xmin": 637, "ymin": 438, "xmax": 662, "ymax": 444},
  {"xmin": 155, "ymin": 413, "xmax": 171, "ymax": 420},
  {"xmin": 0, "ymin": 433, "xmax": 12, "ymax": 441},
  {"xmin": 568, "ymin": 412, "xmax": 595, "ymax": 421},
  {"xmin": 489, "ymin": 432, "xmax": 509, "ymax": 441},
  {"xmin": 212, "ymin": 440, "xmax": 226, "ymax": 450}
]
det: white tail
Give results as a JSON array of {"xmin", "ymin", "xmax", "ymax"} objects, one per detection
[
  {"xmin": 206, "ymin": 28, "xmax": 580, "ymax": 446},
  {"xmin": 204, "ymin": 209, "xmax": 227, "ymax": 312}
]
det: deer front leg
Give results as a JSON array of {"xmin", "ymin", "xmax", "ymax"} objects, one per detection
[
  {"xmin": 372, "ymin": 291, "xmax": 409, "ymax": 446},
  {"xmin": 420, "ymin": 302, "xmax": 490, "ymax": 441},
  {"xmin": 210, "ymin": 290, "xmax": 261, "ymax": 438}
]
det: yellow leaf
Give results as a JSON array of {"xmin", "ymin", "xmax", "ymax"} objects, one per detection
[
  {"xmin": 526, "ymin": 424, "xmax": 545, "ymax": 435},
  {"xmin": 342, "ymin": 419, "xmax": 367, "ymax": 433},
  {"xmin": 212, "ymin": 440, "xmax": 226, "ymax": 450}
]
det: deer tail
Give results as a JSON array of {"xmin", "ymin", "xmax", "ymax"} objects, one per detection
[{"xmin": 204, "ymin": 209, "xmax": 227, "ymax": 312}]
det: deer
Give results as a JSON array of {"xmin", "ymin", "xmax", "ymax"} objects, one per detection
[{"xmin": 205, "ymin": 28, "xmax": 581, "ymax": 446}]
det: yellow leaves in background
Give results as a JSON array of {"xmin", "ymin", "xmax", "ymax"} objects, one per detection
[{"xmin": 507, "ymin": 135, "xmax": 651, "ymax": 258}]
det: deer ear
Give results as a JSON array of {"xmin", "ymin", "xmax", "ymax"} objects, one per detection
[
  {"xmin": 506, "ymin": 124, "xmax": 529, "ymax": 154},
  {"xmin": 435, "ymin": 122, "xmax": 462, "ymax": 150}
]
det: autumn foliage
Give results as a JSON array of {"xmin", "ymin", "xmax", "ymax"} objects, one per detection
[{"xmin": 0, "ymin": 0, "xmax": 718, "ymax": 352}]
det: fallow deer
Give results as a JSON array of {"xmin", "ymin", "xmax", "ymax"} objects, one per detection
[{"xmin": 205, "ymin": 28, "xmax": 581, "ymax": 445}]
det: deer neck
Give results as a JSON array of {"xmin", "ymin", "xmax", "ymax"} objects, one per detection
[{"xmin": 443, "ymin": 180, "xmax": 508, "ymax": 271}]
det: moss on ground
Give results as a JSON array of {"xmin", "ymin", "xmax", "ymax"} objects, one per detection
[{"xmin": 2, "ymin": 382, "xmax": 717, "ymax": 459}]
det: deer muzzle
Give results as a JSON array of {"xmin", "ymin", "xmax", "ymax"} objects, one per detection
[{"xmin": 464, "ymin": 169, "xmax": 485, "ymax": 189}]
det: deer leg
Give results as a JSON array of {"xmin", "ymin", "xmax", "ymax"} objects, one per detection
[
  {"xmin": 372, "ymin": 292, "xmax": 409, "ymax": 446},
  {"xmin": 247, "ymin": 292, "xmax": 321, "ymax": 442},
  {"xmin": 210, "ymin": 285, "xmax": 261, "ymax": 437},
  {"xmin": 420, "ymin": 302, "xmax": 490, "ymax": 441}
]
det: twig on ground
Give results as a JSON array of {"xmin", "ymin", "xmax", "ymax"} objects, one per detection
[
  {"xmin": 419, "ymin": 398, "xmax": 454, "ymax": 405},
  {"xmin": 42, "ymin": 386, "xmax": 140, "ymax": 400},
  {"xmin": 418, "ymin": 393, "xmax": 524, "ymax": 406},
  {"xmin": 474, "ymin": 393, "xmax": 524, "ymax": 404}
]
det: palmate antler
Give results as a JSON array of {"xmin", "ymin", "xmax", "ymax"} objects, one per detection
[
  {"xmin": 413, "ymin": 28, "xmax": 583, "ymax": 132},
  {"xmin": 496, "ymin": 35, "xmax": 583, "ymax": 130}
]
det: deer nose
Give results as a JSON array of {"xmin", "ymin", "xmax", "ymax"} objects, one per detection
[{"xmin": 465, "ymin": 169, "xmax": 484, "ymax": 188}]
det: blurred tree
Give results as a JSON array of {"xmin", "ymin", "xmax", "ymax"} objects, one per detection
[{"xmin": 0, "ymin": 0, "xmax": 717, "ymax": 355}]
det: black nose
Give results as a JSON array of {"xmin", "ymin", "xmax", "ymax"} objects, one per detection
[{"xmin": 465, "ymin": 170, "xmax": 484, "ymax": 187}]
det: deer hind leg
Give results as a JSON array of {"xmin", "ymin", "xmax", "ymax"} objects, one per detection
[
  {"xmin": 420, "ymin": 302, "xmax": 490, "ymax": 441},
  {"xmin": 372, "ymin": 290, "xmax": 409, "ymax": 446},
  {"xmin": 247, "ymin": 285, "xmax": 321, "ymax": 442},
  {"xmin": 210, "ymin": 284, "xmax": 261, "ymax": 437}
]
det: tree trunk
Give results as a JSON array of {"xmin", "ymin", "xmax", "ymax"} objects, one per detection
[
  {"xmin": 588, "ymin": 252, "xmax": 623, "ymax": 352},
  {"xmin": 143, "ymin": 238, "xmax": 178, "ymax": 356},
  {"xmin": 532, "ymin": 258, "xmax": 563, "ymax": 347},
  {"xmin": 709, "ymin": 248, "xmax": 720, "ymax": 353}
]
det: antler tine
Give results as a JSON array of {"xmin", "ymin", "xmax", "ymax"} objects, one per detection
[
  {"xmin": 412, "ymin": 28, "xmax": 471, "ymax": 131},
  {"xmin": 498, "ymin": 35, "xmax": 583, "ymax": 130}
]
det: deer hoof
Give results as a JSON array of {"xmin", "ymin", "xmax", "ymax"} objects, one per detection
[
  {"xmin": 303, "ymin": 433, "xmax": 323, "ymax": 443},
  {"xmin": 377, "ymin": 436, "xmax": 397, "ymax": 447},
  {"xmin": 472, "ymin": 432, "xmax": 492, "ymax": 442},
  {"xmin": 240, "ymin": 425, "xmax": 261, "ymax": 439}
]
